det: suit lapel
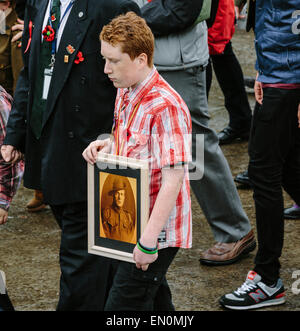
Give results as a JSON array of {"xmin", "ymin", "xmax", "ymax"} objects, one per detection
[
  {"xmin": 42, "ymin": 0, "xmax": 92, "ymax": 128},
  {"xmin": 28, "ymin": 0, "xmax": 48, "ymax": 83}
]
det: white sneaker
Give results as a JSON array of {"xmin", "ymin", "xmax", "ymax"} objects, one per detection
[{"xmin": 220, "ymin": 270, "xmax": 286, "ymax": 310}]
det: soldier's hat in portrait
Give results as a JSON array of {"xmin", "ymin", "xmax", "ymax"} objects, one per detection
[{"xmin": 108, "ymin": 177, "xmax": 127, "ymax": 196}]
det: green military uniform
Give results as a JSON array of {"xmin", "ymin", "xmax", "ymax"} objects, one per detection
[
  {"xmin": 0, "ymin": 6, "xmax": 23, "ymax": 95},
  {"xmin": 102, "ymin": 205, "xmax": 135, "ymax": 243}
]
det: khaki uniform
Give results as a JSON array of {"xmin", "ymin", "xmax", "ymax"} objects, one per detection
[
  {"xmin": 0, "ymin": 8, "xmax": 23, "ymax": 95},
  {"xmin": 102, "ymin": 206, "xmax": 135, "ymax": 243}
]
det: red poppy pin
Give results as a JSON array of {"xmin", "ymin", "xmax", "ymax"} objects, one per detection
[
  {"xmin": 42, "ymin": 25, "xmax": 55, "ymax": 42},
  {"xmin": 74, "ymin": 51, "xmax": 84, "ymax": 64}
]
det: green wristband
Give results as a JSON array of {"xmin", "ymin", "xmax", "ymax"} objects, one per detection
[{"xmin": 137, "ymin": 241, "xmax": 158, "ymax": 255}]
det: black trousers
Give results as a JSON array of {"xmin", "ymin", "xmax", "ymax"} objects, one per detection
[
  {"xmin": 104, "ymin": 247, "xmax": 179, "ymax": 311},
  {"xmin": 206, "ymin": 41, "xmax": 252, "ymax": 130},
  {"xmin": 51, "ymin": 202, "xmax": 117, "ymax": 311},
  {"xmin": 248, "ymin": 88, "xmax": 300, "ymax": 284}
]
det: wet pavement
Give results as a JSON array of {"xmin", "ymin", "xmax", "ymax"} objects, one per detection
[{"xmin": 0, "ymin": 29, "xmax": 299, "ymax": 311}]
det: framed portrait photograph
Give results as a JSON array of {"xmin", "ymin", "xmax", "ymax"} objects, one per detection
[{"xmin": 88, "ymin": 152, "xmax": 149, "ymax": 263}]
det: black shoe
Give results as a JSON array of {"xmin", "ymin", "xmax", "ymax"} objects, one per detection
[
  {"xmin": 284, "ymin": 204, "xmax": 300, "ymax": 220},
  {"xmin": 234, "ymin": 170, "xmax": 252, "ymax": 188},
  {"xmin": 218, "ymin": 126, "xmax": 250, "ymax": 145}
]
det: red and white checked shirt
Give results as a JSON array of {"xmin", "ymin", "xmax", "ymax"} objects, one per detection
[
  {"xmin": 111, "ymin": 67, "xmax": 192, "ymax": 249},
  {"xmin": 0, "ymin": 86, "xmax": 24, "ymax": 211}
]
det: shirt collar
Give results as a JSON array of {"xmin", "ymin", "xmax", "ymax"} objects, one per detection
[
  {"xmin": 122, "ymin": 66, "xmax": 159, "ymax": 105},
  {"xmin": 50, "ymin": 0, "xmax": 73, "ymax": 7}
]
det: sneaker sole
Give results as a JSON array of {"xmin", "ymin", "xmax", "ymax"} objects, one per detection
[
  {"xmin": 200, "ymin": 240, "xmax": 256, "ymax": 266},
  {"xmin": 222, "ymin": 297, "xmax": 286, "ymax": 310}
]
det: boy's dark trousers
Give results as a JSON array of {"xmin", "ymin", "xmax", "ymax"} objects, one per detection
[
  {"xmin": 104, "ymin": 247, "xmax": 179, "ymax": 311},
  {"xmin": 248, "ymin": 88, "xmax": 300, "ymax": 284},
  {"xmin": 0, "ymin": 293, "xmax": 14, "ymax": 311}
]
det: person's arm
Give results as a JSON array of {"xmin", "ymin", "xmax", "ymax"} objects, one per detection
[
  {"xmin": 133, "ymin": 167, "xmax": 185, "ymax": 270},
  {"xmin": 0, "ymin": 90, "xmax": 24, "ymax": 224},
  {"xmin": 3, "ymin": 4, "xmax": 33, "ymax": 155},
  {"xmin": 206, "ymin": 0, "xmax": 219, "ymax": 28},
  {"xmin": 254, "ymin": 72, "xmax": 263, "ymax": 105},
  {"xmin": 141, "ymin": 0, "xmax": 204, "ymax": 36},
  {"xmin": 234, "ymin": 0, "xmax": 247, "ymax": 7},
  {"xmin": 1, "ymin": 65, "xmax": 28, "ymax": 161},
  {"xmin": 0, "ymin": 158, "xmax": 24, "ymax": 224}
]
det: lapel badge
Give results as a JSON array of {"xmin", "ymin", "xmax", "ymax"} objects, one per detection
[
  {"xmin": 66, "ymin": 44, "xmax": 75, "ymax": 55},
  {"xmin": 78, "ymin": 11, "xmax": 84, "ymax": 18},
  {"xmin": 51, "ymin": 14, "xmax": 56, "ymax": 22},
  {"xmin": 74, "ymin": 51, "xmax": 84, "ymax": 64},
  {"xmin": 64, "ymin": 55, "xmax": 69, "ymax": 63},
  {"xmin": 24, "ymin": 20, "xmax": 33, "ymax": 54}
]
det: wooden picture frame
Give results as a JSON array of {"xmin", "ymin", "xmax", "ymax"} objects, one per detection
[{"xmin": 88, "ymin": 152, "xmax": 149, "ymax": 263}]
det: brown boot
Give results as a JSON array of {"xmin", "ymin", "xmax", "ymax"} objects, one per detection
[{"xmin": 26, "ymin": 190, "xmax": 47, "ymax": 212}]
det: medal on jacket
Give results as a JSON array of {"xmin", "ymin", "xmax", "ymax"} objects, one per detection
[{"xmin": 46, "ymin": 0, "xmax": 75, "ymax": 67}]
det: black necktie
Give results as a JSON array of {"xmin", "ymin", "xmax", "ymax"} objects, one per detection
[{"xmin": 30, "ymin": 0, "xmax": 61, "ymax": 139}]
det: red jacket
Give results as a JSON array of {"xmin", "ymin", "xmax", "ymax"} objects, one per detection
[{"xmin": 208, "ymin": 0, "xmax": 235, "ymax": 55}]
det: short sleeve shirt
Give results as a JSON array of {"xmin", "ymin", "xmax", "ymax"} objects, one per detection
[{"xmin": 111, "ymin": 67, "xmax": 192, "ymax": 249}]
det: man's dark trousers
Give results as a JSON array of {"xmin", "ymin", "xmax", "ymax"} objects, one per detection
[
  {"xmin": 51, "ymin": 202, "xmax": 117, "ymax": 311},
  {"xmin": 206, "ymin": 41, "xmax": 252, "ymax": 131},
  {"xmin": 248, "ymin": 88, "xmax": 300, "ymax": 284}
]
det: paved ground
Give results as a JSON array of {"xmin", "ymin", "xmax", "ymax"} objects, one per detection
[{"xmin": 0, "ymin": 29, "xmax": 299, "ymax": 311}]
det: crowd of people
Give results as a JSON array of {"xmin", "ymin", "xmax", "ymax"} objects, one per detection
[{"xmin": 0, "ymin": 0, "xmax": 299, "ymax": 311}]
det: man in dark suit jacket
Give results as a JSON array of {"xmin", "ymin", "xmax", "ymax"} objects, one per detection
[{"xmin": 1, "ymin": 0, "xmax": 140, "ymax": 311}]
